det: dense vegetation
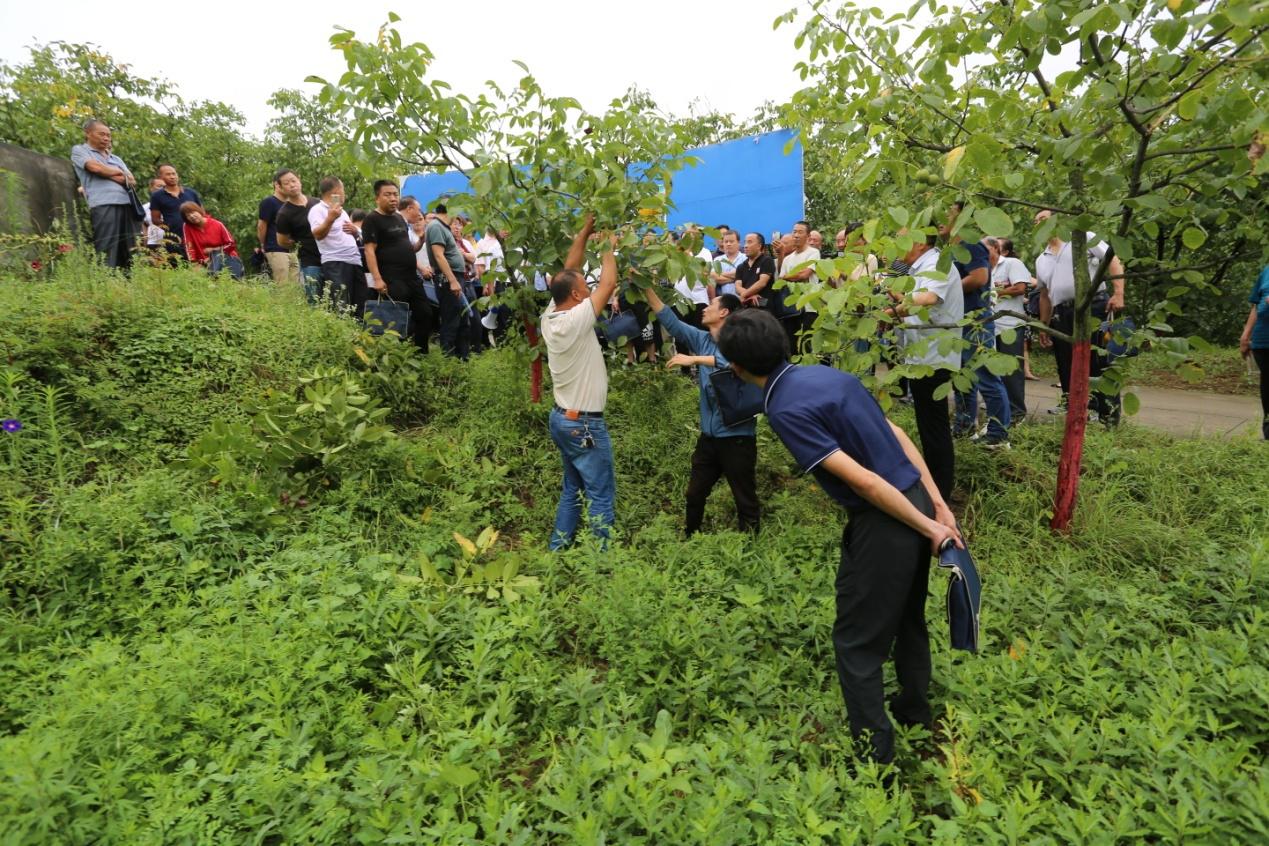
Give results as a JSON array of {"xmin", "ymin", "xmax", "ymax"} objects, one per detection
[{"xmin": 1, "ymin": 262, "xmax": 1266, "ymax": 843}]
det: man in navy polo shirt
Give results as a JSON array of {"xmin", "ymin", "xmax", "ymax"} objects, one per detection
[
  {"xmin": 944, "ymin": 200, "xmax": 1011, "ymax": 447},
  {"xmin": 149, "ymin": 164, "xmax": 202, "ymax": 245},
  {"xmin": 719, "ymin": 309, "xmax": 961, "ymax": 766}
]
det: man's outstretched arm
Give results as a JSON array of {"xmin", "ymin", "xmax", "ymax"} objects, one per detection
[
  {"xmin": 564, "ymin": 212, "xmax": 596, "ymax": 271},
  {"xmin": 588, "ymin": 233, "xmax": 619, "ymax": 315}
]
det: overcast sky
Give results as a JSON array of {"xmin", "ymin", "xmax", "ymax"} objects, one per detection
[{"xmin": 0, "ymin": 0, "xmax": 893, "ymax": 137}]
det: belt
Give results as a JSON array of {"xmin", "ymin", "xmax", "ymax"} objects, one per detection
[{"xmin": 553, "ymin": 405, "xmax": 603, "ymax": 419}]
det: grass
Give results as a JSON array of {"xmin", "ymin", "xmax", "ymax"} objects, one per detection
[
  {"xmin": 1, "ymin": 265, "xmax": 1267, "ymax": 844},
  {"xmin": 1027, "ymin": 341, "xmax": 1258, "ymax": 396}
]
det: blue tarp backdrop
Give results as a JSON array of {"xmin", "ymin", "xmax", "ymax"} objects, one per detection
[{"xmin": 400, "ymin": 129, "xmax": 803, "ymax": 249}]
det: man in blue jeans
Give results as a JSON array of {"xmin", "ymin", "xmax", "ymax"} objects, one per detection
[
  {"xmin": 541, "ymin": 213, "xmax": 619, "ymax": 549},
  {"xmin": 943, "ymin": 200, "xmax": 1010, "ymax": 448}
]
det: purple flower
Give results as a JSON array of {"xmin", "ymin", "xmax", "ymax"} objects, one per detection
[{"xmin": 2, "ymin": 419, "xmax": 21, "ymax": 433}]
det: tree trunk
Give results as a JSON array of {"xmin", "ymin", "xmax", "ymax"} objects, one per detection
[
  {"xmin": 525, "ymin": 319, "xmax": 542, "ymax": 404},
  {"xmin": 1050, "ymin": 228, "xmax": 1093, "ymax": 532},
  {"xmin": 1051, "ymin": 338, "xmax": 1089, "ymax": 531}
]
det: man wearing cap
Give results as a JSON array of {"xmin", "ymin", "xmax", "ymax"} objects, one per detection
[
  {"xmin": 70, "ymin": 119, "xmax": 142, "ymax": 269},
  {"xmin": 541, "ymin": 213, "xmax": 618, "ymax": 550},
  {"xmin": 719, "ymin": 308, "xmax": 961, "ymax": 766},
  {"xmin": 643, "ymin": 285, "xmax": 759, "ymax": 536}
]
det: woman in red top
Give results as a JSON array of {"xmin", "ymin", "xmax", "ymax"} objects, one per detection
[{"xmin": 180, "ymin": 202, "xmax": 241, "ymax": 276}]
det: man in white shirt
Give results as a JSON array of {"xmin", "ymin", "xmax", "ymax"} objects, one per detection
[
  {"xmin": 988, "ymin": 237, "xmax": 1031, "ymax": 422},
  {"xmin": 777, "ymin": 220, "xmax": 822, "ymax": 356},
  {"xmin": 542, "ymin": 213, "xmax": 619, "ymax": 550},
  {"xmin": 884, "ymin": 226, "xmax": 965, "ymax": 500},
  {"xmin": 711, "ymin": 230, "xmax": 745, "ymax": 296},
  {"xmin": 308, "ymin": 177, "xmax": 367, "ymax": 313},
  {"xmin": 672, "ymin": 228, "xmax": 715, "ymax": 323},
  {"xmin": 1033, "ymin": 210, "xmax": 1126, "ymax": 424}
]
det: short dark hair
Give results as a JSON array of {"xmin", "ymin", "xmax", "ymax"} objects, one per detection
[
  {"xmin": 373, "ymin": 179, "xmax": 399, "ymax": 196},
  {"xmin": 716, "ymin": 224, "xmax": 730, "ymax": 231},
  {"xmin": 318, "ymin": 176, "xmax": 342, "ymax": 196},
  {"xmin": 434, "ymin": 202, "xmax": 448, "ymax": 214},
  {"xmin": 550, "ymin": 269, "xmax": 584, "ymax": 305},
  {"xmin": 82, "ymin": 118, "xmax": 106, "ymax": 133},
  {"xmin": 718, "ymin": 310, "xmax": 788, "ymax": 376},
  {"xmin": 350, "ymin": 208, "xmax": 367, "ymax": 223},
  {"xmin": 716, "ymin": 293, "xmax": 742, "ymax": 314},
  {"xmin": 398, "ymin": 196, "xmax": 419, "ymax": 212},
  {"xmin": 747, "ymin": 231, "xmax": 766, "ymax": 246},
  {"xmin": 156, "ymin": 163, "xmax": 177, "ymax": 176},
  {"xmin": 793, "ymin": 220, "xmax": 809, "ymax": 232},
  {"xmin": 998, "ymin": 237, "xmax": 1015, "ymax": 257},
  {"xmin": 273, "ymin": 168, "xmax": 296, "ymax": 185}
]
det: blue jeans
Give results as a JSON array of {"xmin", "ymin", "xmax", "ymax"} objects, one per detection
[
  {"xmin": 954, "ymin": 323, "xmax": 1011, "ymax": 440},
  {"xmin": 548, "ymin": 408, "xmax": 615, "ymax": 550},
  {"xmin": 301, "ymin": 265, "xmax": 323, "ymax": 304}
]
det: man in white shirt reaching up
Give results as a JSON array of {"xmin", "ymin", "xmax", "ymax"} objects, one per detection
[{"xmin": 541, "ymin": 213, "xmax": 619, "ymax": 550}]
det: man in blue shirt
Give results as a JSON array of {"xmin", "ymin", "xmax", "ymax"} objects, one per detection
[
  {"xmin": 719, "ymin": 308, "xmax": 961, "ymax": 766},
  {"xmin": 1239, "ymin": 265, "xmax": 1269, "ymax": 440},
  {"xmin": 944, "ymin": 200, "xmax": 1011, "ymax": 447},
  {"xmin": 70, "ymin": 119, "xmax": 141, "ymax": 269},
  {"xmin": 643, "ymin": 285, "xmax": 760, "ymax": 535}
]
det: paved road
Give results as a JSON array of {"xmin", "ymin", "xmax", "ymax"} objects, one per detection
[{"xmin": 1021, "ymin": 380, "xmax": 1262, "ymax": 438}]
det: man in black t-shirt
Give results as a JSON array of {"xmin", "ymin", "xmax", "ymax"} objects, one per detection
[
  {"xmin": 733, "ymin": 232, "xmax": 777, "ymax": 310},
  {"xmin": 258, "ymin": 169, "xmax": 298, "ymax": 284},
  {"xmin": 362, "ymin": 179, "xmax": 432, "ymax": 352},
  {"xmin": 272, "ymin": 171, "xmax": 323, "ymax": 301}
]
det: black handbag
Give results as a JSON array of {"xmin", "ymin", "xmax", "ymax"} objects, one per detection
[
  {"xmin": 708, "ymin": 366, "xmax": 765, "ymax": 427},
  {"xmin": 364, "ymin": 294, "xmax": 411, "ymax": 338},
  {"xmin": 937, "ymin": 536, "xmax": 982, "ymax": 653},
  {"xmin": 207, "ymin": 249, "xmax": 245, "ymax": 280},
  {"xmin": 125, "ymin": 184, "xmax": 148, "ymax": 221},
  {"xmin": 601, "ymin": 311, "xmax": 640, "ymax": 344}
]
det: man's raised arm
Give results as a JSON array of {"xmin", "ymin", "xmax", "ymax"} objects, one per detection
[
  {"xmin": 564, "ymin": 212, "xmax": 596, "ymax": 271},
  {"xmin": 588, "ymin": 232, "xmax": 619, "ymax": 315}
]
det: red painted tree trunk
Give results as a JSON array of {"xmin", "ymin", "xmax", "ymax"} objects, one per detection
[
  {"xmin": 1051, "ymin": 339, "xmax": 1090, "ymax": 532},
  {"xmin": 525, "ymin": 319, "xmax": 543, "ymax": 404}
]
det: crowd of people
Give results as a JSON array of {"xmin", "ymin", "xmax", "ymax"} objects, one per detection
[{"xmin": 67, "ymin": 116, "xmax": 1269, "ymax": 768}]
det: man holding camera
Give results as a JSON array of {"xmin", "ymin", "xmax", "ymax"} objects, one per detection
[{"xmin": 542, "ymin": 214, "xmax": 619, "ymax": 550}]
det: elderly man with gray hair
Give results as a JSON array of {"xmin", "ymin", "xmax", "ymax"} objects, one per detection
[{"xmin": 70, "ymin": 119, "xmax": 142, "ymax": 269}]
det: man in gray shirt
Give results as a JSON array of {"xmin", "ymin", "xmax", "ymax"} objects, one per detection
[
  {"xmin": 70, "ymin": 120, "xmax": 141, "ymax": 269},
  {"xmin": 426, "ymin": 203, "xmax": 471, "ymax": 360}
]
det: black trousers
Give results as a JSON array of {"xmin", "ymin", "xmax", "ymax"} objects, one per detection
[
  {"xmin": 1051, "ymin": 301, "xmax": 1119, "ymax": 421},
  {"xmin": 89, "ymin": 204, "xmax": 141, "ymax": 270},
  {"xmin": 995, "ymin": 330, "xmax": 1027, "ymax": 422},
  {"xmin": 1254, "ymin": 348, "xmax": 1269, "ymax": 439},
  {"xmin": 684, "ymin": 434, "xmax": 760, "ymax": 535},
  {"xmin": 836, "ymin": 483, "xmax": 934, "ymax": 764},
  {"xmin": 909, "ymin": 371, "xmax": 955, "ymax": 503},
  {"xmin": 384, "ymin": 275, "xmax": 433, "ymax": 353},
  {"xmin": 436, "ymin": 282, "xmax": 470, "ymax": 360},
  {"xmin": 320, "ymin": 261, "xmax": 367, "ymax": 314}
]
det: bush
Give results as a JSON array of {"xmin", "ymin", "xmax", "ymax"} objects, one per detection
[{"xmin": 1, "ymin": 267, "xmax": 1267, "ymax": 844}]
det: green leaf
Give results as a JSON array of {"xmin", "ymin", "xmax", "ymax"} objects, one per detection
[
  {"xmin": 973, "ymin": 207, "xmax": 1014, "ymax": 236},
  {"xmin": 1181, "ymin": 227, "xmax": 1206, "ymax": 250},
  {"xmin": 439, "ymin": 764, "xmax": 479, "ymax": 789},
  {"xmin": 1121, "ymin": 392, "xmax": 1140, "ymax": 416}
]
